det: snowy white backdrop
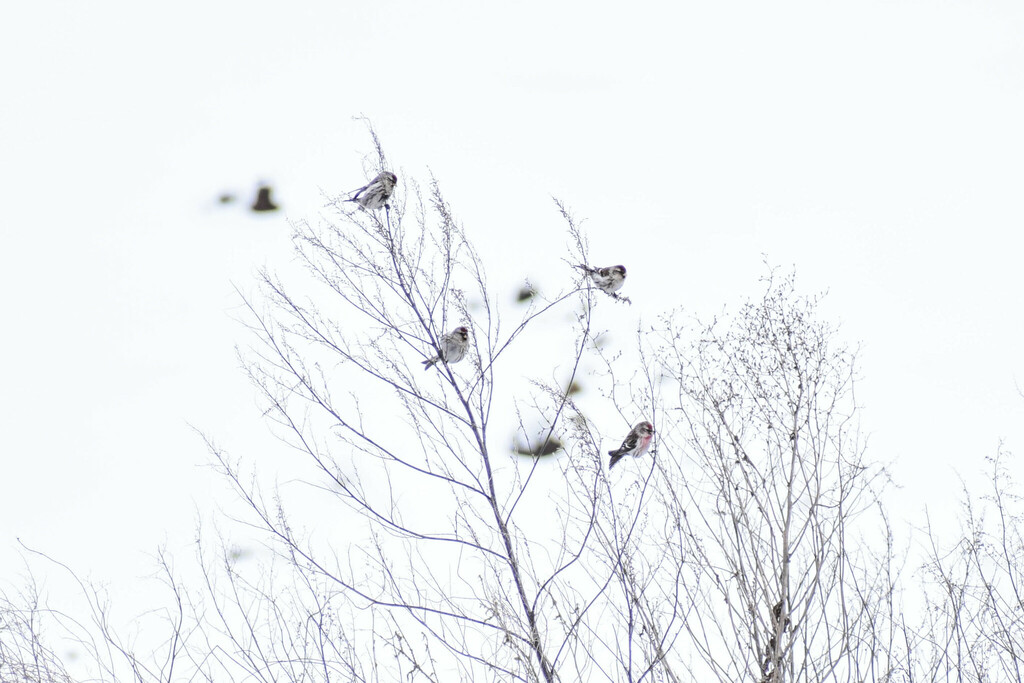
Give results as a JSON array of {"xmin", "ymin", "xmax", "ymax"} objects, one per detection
[{"xmin": 2, "ymin": 0, "xmax": 1023, "ymax": 673}]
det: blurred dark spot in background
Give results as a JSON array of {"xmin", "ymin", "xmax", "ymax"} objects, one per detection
[
  {"xmin": 512, "ymin": 433, "xmax": 563, "ymax": 457},
  {"xmin": 516, "ymin": 284, "xmax": 537, "ymax": 303},
  {"xmin": 251, "ymin": 185, "xmax": 279, "ymax": 212}
]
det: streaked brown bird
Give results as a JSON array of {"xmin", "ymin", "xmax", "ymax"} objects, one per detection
[
  {"xmin": 576, "ymin": 264, "xmax": 626, "ymax": 296},
  {"xmin": 423, "ymin": 326, "xmax": 470, "ymax": 370},
  {"xmin": 608, "ymin": 421, "xmax": 654, "ymax": 469},
  {"xmin": 345, "ymin": 171, "xmax": 397, "ymax": 211}
]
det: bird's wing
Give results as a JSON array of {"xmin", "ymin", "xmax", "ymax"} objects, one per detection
[
  {"xmin": 350, "ymin": 181, "xmax": 372, "ymax": 199},
  {"xmin": 609, "ymin": 430, "xmax": 639, "ymax": 456}
]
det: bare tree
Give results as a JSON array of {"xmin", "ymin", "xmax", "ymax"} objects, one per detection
[
  {"xmin": 636, "ymin": 270, "xmax": 896, "ymax": 682},
  {"xmin": 205, "ymin": 134, "xmax": 906, "ymax": 680},
  {"xmin": 135, "ymin": 165, "xmax": 916, "ymax": 681},
  {"xmin": 913, "ymin": 446, "xmax": 1024, "ymax": 682},
  {"xmin": 1, "ymin": 575, "xmax": 74, "ymax": 683},
  {"xmin": 199, "ymin": 133, "xmax": 649, "ymax": 681},
  {"xmin": 7, "ymin": 139, "xmax": 1024, "ymax": 683}
]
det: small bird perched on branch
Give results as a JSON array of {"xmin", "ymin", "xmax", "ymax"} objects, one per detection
[
  {"xmin": 608, "ymin": 421, "xmax": 655, "ymax": 468},
  {"xmin": 423, "ymin": 326, "xmax": 470, "ymax": 370},
  {"xmin": 345, "ymin": 171, "xmax": 397, "ymax": 211},
  {"xmin": 576, "ymin": 264, "xmax": 628, "ymax": 301}
]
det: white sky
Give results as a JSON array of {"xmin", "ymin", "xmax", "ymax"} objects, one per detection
[{"xmin": 2, "ymin": 0, "xmax": 1023, "ymax": 648}]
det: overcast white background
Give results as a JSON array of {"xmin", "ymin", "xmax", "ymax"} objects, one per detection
[{"xmin": 2, "ymin": 0, "xmax": 1023, "ymax": 652}]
